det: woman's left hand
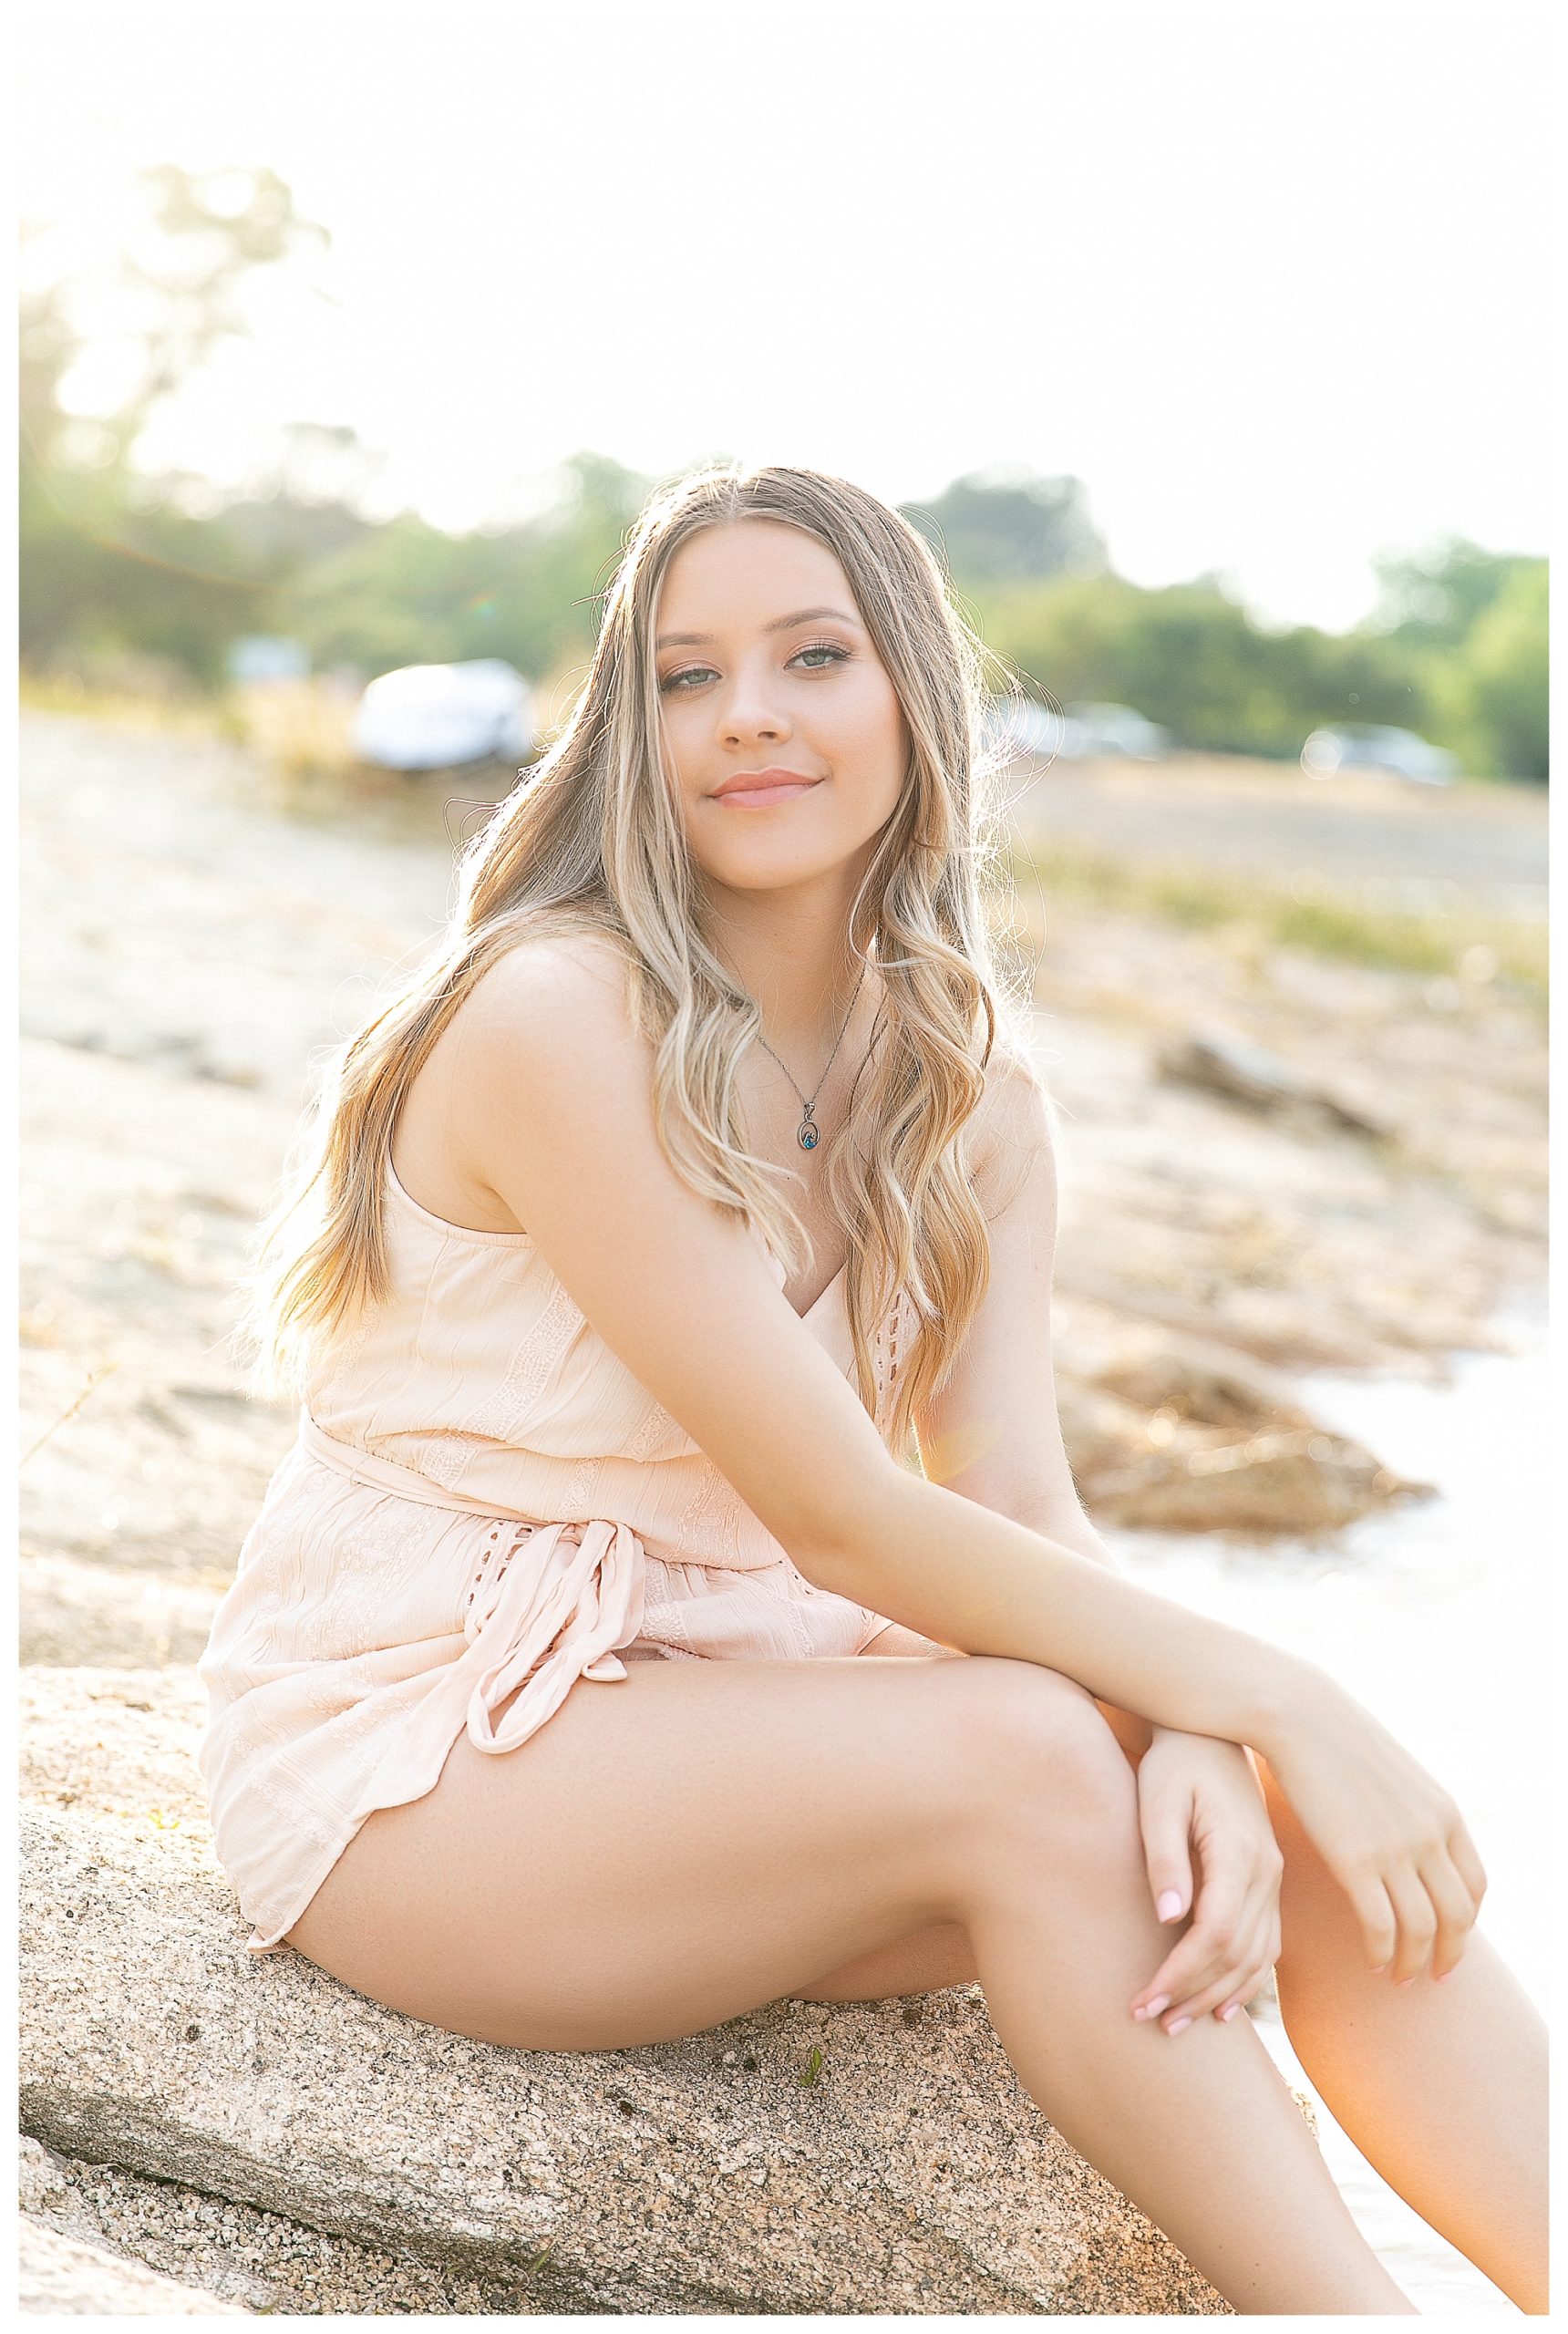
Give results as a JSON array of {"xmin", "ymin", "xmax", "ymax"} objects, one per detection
[{"xmin": 1128, "ymin": 1726, "xmax": 1284, "ymax": 2035}]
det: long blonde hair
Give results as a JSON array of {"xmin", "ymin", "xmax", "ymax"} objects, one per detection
[{"xmin": 242, "ymin": 461, "xmax": 1038, "ymax": 1457}]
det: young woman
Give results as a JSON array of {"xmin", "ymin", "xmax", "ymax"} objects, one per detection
[{"xmin": 200, "ymin": 464, "xmax": 1547, "ymax": 2315}]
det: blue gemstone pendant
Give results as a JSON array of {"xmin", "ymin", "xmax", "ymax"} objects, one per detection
[{"xmin": 798, "ymin": 1112, "xmax": 820, "ymax": 1152}]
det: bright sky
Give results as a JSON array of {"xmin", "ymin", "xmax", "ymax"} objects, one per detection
[{"xmin": 19, "ymin": 0, "xmax": 1551, "ymax": 632}]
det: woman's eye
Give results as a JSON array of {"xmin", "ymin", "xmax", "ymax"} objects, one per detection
[{"xmin": 658, "ymin": 642, "xmax": 849, "ymax": 694}]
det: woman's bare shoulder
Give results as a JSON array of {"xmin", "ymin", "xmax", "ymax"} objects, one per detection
[
  {"xmin": 462, "ymin": 920, "xmax": 635, "ymax": 1024},
  {"xmin": 970, "ymin": 1041, "xmax": 1056, "ymax": 1203}
]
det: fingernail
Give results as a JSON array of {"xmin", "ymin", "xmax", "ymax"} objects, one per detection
[
  {"xmin": 1167, "ymin": 2015, "xmax": 1192, "ymax": 2036},
  {"xmin": 1438, "ymin": 1969, "xmax": 1457, "ymax": 1983},
  {"xmin": 1143, "ymin": 1995, "xmax": 1171, "ymax": 2020},
  {"xmin": 1397, "ymin": 1977, "xmax": 1415, "ymax": 1990},
  {"xmin": 1156, "ymin": 1891, "xmax": 1184, "ymax": 1922},
  {"xmin": 1219, "ymin": 2003, "xmax": 1240, "ymax": 2023},
  {"xmin": 1371, "ymin": 1964, "xmax": 1388, "ymax": 1976}
]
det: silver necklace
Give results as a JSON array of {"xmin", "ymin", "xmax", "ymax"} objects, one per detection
[{"xmin": 751, "ymin": 963, "xmax": 870, "ymax": 1152}]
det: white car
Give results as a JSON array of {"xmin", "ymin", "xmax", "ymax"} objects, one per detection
[
  {"xmin": 1058, "ymin": 702, "xmax": 1173, "ymax": 760},
  {"xmin": 1300, "ymin": 725, "xmax": 1458, "ymax": 786},
  {"xmin": 352, "ymin": 659, "xmax": 535, "ymax": 771},
  {"xmin": 984, "ymin": 697, "xmax": 1172, "ymax": 764},
  {"xmin": 984, "ymin": 697, "xmax": 1066, "ymax": 761}
]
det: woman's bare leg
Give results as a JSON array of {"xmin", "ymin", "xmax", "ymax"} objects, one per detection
[
  {"xmin": 1257, "ymin": 1759, "xmax": 1549, "ymax": 2314},
  {"xmin": 802, "ymin": 1721, "xmax": 1549, "ymax": 2311},
  {"xmin": 785, "ymin": 1636, "xmax": 1545, "ymax": 2308},
  {"xmin": 804, "ymin": 1736, "xmax": 1549, "ymax": 2312},
  {"xmin": 285, "ymin": 1652, "xmax": 1410, "ymax": 2313}
]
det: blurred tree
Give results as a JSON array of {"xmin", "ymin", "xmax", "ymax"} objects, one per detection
[
  {"xmin": 976, "ymin": 572, "xmax": 1428, "ymax": 759},
  {"xmin": 80, "ymin": 162, "xmax": 328, "ymax": 468},
  {"xmin": 267, "ymin": 421, "xmax": 388, "ymax": 511},
  {"xmin": 276, "ymin": 452, "xmax": 654, "ymax": 682},
  {"xmin": 19, "ymin": 265, "xmax": 82, "ymax": 469},
  {"xmin": 1363, "ymin": 533, "xmax": 1532, "ymax": 650},
  {"xmin": 20, "ymin": 167, "xmax": 330, "ymax": 678},
  {"xmin": 1360, "ymin": 535, "xmax": 1548, "ymax": 779},
  {"xmin": 900, "ymin": 469, "xmax": 1107, "ymax": 585},
  {"xmin": 1423, "ymin": 559, "xmax": 1549, "ymax": 780}
]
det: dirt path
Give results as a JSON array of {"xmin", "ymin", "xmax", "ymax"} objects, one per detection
[
  {"xmin": 19, "ymin": 714, "xmax": 1546, "ymax": 1674},
  {"xmin": 1009, "ymin": 751, "xmax": 1547, "ymax": 913}
]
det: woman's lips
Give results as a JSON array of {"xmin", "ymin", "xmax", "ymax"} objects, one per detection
[{"xmin": 709, "ymin": 778, "xmax": 822, "ymax": 808}]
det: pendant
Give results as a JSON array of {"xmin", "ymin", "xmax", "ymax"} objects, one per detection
[{"xmin": 798, "ymin": 1107, "xmax": 820, "ymax": 1152}]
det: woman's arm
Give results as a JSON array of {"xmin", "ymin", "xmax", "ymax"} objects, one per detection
[
  {"xmin": 449, "ymin": 936, "xmax": 1485, "ymax": 1980},
  {"xmin": 451, "ymin": 938, "xmax": 1293, "ymax": 1745},
  {"xmin": 845, "ymin": 1446, "xmax": 1292, "ymax": 1740}
]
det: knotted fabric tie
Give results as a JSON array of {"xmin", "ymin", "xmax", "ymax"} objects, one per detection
[{"xmin": 294, "ymin": 1413, "xmax": 649, "ymax": 1824}]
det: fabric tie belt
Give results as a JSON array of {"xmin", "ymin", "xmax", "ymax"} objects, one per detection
[{"xmin": 297, "ymin": 1412, "xmax": 655, "ymax": 1823}]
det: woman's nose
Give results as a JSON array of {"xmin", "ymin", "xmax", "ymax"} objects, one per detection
[{"xmin": 718, "ymin": 665, "xmax": 792, "ymax": 743}]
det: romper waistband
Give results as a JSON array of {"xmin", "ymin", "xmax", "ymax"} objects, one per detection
[
  {"xmin": 297, "ymin": 1410, "xmax": 552, "ymax": 1523},
  {"xmin": 294, "ymin": 1411, "xmax": 653, "ymax": 1820}
]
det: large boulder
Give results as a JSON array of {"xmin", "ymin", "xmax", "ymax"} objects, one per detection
[{"xmin": 20, "ymin": 1668, "xmax": 1244, "ymax": 2315}]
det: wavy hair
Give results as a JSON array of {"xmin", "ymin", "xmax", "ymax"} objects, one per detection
[{"xmin": 241, "ymin": 461, "xmax": 1040, "ymax": 1458}]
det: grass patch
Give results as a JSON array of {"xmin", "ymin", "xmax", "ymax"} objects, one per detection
[
  {"xmin": 230, "ymin": 676, "xmax": 364, "ymax": 811},
  {"xmin": 20, "ymin": 667, "xmax": 238, "ymax": 739},
  {"xmin": 1004, "ymin": 838, "xmax": 1548, "ymax": 995}
]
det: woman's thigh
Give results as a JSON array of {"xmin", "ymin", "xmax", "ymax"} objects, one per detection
[
  {"xmin": 785, "ymin": 1634, "xmax": 979, "ymax": 2002},
  {"xmin": 284, "ymin": 1650, "xmax": 1104, "ymax": 2050}
]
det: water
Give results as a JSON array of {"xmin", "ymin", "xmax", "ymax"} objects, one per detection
[{"xmin": 1111, "ymin": 1289, "xmax": 1549, "ymax": 2315}]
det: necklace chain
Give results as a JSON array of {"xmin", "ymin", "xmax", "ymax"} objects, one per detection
[{"xmin": 750, "ymin": 962, "xmax": 870, "ymax": 1152}]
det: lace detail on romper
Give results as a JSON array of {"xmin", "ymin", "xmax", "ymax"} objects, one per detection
[
  {"xmin": 872, "ymin": 1287, "xmax": 911, "ymax": 1433},
  {"xmin": 463, "ymin": 1520, "xmax": 539, "ymax": 1637}
]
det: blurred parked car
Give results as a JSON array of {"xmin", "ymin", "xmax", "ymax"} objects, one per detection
[
  {"xmin": 227, "ymin": 635, "xmax": 311, "ymax": 684},
  {"xmin": 352, "ymin": 659, "xmax": 535, "ymax": 771},
  {"xmin": 984, "ymin": 697, "xmax": 1066, "ymax": 761},
  {"xmin": 984, "ymin": 697, "xmax": 1172, "ymax": 764},
  {"xmin": 1300, "ymin": 725, "xmax": 1458, "ymax": 786},
  {"xmin": 1059, "ymin": 702, "xmax": 1173, "ymax": 760}
]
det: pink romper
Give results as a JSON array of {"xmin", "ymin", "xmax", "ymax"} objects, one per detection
[{"xmin": 197, "ymin": 1164, "xmax": 945, "ymax": 1957}]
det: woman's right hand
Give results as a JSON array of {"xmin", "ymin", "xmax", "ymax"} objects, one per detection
[{"xmin": 1263, "ymin": 1668, "xmax": 1489, "ymax": 1983}]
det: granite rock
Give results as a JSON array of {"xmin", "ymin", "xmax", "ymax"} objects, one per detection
[
  {"xmin": 17, "ymin": 2211, "xmax": 250, "ymax": 2316},
  {"xmin": 20, "ymin": 1666, "xmax": 1247, "ymax": 2315}
]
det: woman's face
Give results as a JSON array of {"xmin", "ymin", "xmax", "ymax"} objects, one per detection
[{"xmin": 653, "ymin": 519, "xmax": 910, "ymax": 900}]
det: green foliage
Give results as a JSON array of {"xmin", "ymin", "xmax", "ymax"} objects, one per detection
[
  {"xmin": 16, "ymin": 165, "xmax": 1546, "ymax": 781},
  {"xmin": 976, "ymin": 573, "xmax": 1430, "ymax": 759},
  {"xmin": 1366, "ymin": 532, "xmax": 1527, "ymax": 649},
  {"xmin": 20, "ymin": 460, "xmax": 273, "ymax": 686},
  {"xmin": 900, "ymin": 469, "xmax": 1107, "ymax": 585},
  {"xmin": 1354, "ymin": 536, "xmax": 1548, "ymax": 780},
  {"xmin": 1418, "ymin": 558, "xmax": 1548, "ymax": 780}
]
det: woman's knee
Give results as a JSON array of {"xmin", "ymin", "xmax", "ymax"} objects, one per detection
[{"xmin": 945, "ymin": 1655, "xmax": 1140, "ymax": 1850}]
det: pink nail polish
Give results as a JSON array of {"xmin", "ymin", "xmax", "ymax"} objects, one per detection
[
  {"xmin": 1156, "ymin": 1890, "xmax": 1184, "ymax": 1922},
  {"xmin": 1397, "ymin": 1977, "xmax": 1415, "ymax": 1990},
  {"xmin": 1219, "ymin": 2004, "xmax": 1240, "ymax": 2023},
  {"xmin": 1167, "ymin": 2015, "xmax": 1192, "ymax": 2036},
  {"xmin": 1144, "ymin": 1995, "xmax": 1171, "ymax": 2020}
]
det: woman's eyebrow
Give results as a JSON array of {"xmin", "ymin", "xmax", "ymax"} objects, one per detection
[{"xmin": 655, "ymin": 605, "xmax": 863, "ymax": 649}]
